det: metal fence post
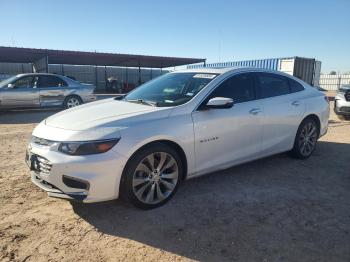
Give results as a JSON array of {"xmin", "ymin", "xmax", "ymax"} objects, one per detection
[
  {"xmin": 104, "ymin": 66, "xmax": 107, "ymax": 91},
  {"xmin": 95, "ymin": 65, "xmax": 98, "ymax": 90}
]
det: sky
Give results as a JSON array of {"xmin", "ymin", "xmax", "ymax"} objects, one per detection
[{"xmin": 0, "ymin": 0, "xmax": 349, "ymax": 73}]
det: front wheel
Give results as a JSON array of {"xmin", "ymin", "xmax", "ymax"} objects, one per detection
[
  {"xmin": 120, "ymin": 143, "xmax": 183, "ymax": 209},
  {"xmin": 289, "ymin": 118, "xmax": 319, "ymax": 159}
]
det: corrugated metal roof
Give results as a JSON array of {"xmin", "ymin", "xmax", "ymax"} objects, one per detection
[
  {"xmin": 0, "ymin": 46, "xmax": 206, "ymax": 68},
  {"xmin": 188, "ymin": 57, "xmax": 300, "ymax": 70}
]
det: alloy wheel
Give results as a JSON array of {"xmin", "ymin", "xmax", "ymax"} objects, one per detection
[
  {"xmin": 298, "ymin": 122, "xmax": 318, "ymax": 157},
  {"xmin": 66, "ymin": 97, "xmax": 80, "ymax": 108},
  {"xmin": 132, "ymin": 152, "xmax": 179, "ymax": 205}
]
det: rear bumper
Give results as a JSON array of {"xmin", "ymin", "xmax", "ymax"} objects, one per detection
[{"xmin": 82, "ymin": 94, "xmax": 97, "ymax": 103}]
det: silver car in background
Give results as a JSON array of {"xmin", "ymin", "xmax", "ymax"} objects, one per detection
[{"xmin": 0, "ymin": 73, "xmax": 96, "ymax": 109}]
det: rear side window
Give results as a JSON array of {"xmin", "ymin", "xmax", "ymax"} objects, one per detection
[
  {"xmin": 257, "ymin": 73, "xmax": 290, "ymax": 98},
  {"xmin": 209, "ymin": 73, "xmax": 256, "ymax": 103},
  {"xmin": 289, "ymin": 78, "xmax": 304, "ymax": 93},
  {"xmin": 38, "ymin": 76, "xmax": 67, "ymax": 88}
]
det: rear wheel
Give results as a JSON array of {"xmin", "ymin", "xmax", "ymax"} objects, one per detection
[
  {"xmin": 120, "ymin": 143, "xmax": 182, "ymax": 209},
  {"xmin": 64, "ymin": 96, "xmax": 82, "ymax": 109},
  {"xmin": 290, "ymin": 118, "xmax": 319, "ymax": 159}
]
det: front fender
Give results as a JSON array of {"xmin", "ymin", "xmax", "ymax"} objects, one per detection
[{"xmin": 113, "ymin": 115, "xmax": 196, "ymax": 175}]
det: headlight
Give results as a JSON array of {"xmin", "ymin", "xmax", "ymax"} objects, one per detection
[{"xmin": 58, "ymin": 138, "xmax": 120, "ymax": 155}]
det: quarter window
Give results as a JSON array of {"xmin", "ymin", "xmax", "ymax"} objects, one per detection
[
  {"xmin": 257, "ymin": 73, "xmax": 290, "ymax": 98},
  {"xmin": 209, "ymin": 73, "xmax": 256, "ymax": 103},
  {"xmin": 38, "ymin": 76, "xmax": 67, "ymax": 88},
  {"xmin": 289, "ymin": 78, "xmax": 304, "ymax": 93}
]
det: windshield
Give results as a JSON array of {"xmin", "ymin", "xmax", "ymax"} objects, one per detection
[
  {"xmin": 0, "ymin": 76, "xmax": 18, "ymax": 88},
  {"xmin": 124, "ymin": 72, "xmax": 218, "ymax": 107}
]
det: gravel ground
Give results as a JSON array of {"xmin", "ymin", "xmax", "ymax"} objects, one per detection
[{"xmin": 0, "ymin": 102, "xmax": 349, "ymax": 262}]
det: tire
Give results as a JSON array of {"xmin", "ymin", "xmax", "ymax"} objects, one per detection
[
  {"xmin": 64, "ymin": 95, "xmax": 82, "ymax": 109},
  {"xmin": 120, "ymin": 143, "xmax": 183, "ymax": 209},
  {"xmin": 289, "ymin": 117, "xmax": 320, "ymax": 159}
]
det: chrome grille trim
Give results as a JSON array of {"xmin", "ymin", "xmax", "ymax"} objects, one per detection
[{"xmin": 34, "ymin": 155, "xmax": 52, "ymax": 175}]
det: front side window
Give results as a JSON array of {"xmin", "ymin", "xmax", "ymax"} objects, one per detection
[
  {"xmin": 258, "ymin": 73, "xmax": 290, "ymax": 98},
  {"xmin": 12, "ymin": 76, "xmax": 34, "ymax": 88},
  {"xmin": 124, "ymin": 73, "xmax": 218, "ymax": 107},
  {"xmin": 38, "ymin": 76, "xmax": 67, "ymax": 88},
  {"xmin": 0, "ymin": 76, "xmax": 18, "ymax": 88},
  {"xmin": 208, "ymin": 73, "xmax": 256, "ymax": 103}
]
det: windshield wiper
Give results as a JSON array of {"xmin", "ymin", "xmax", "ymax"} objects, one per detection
[{"xmin": 124, "ymin": 99, "xmax": 158, "ymax": 107}]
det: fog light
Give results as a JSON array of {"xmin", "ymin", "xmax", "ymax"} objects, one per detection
[{"xmin": 62, "ymin": 175, "xmax": 89, "ymax": 190}]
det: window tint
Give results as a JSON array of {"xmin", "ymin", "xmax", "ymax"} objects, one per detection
[
  {"xmin": 13, "ymin": 76, "xmax": 34, "ymax": 88},
  {"xmin": 289, "ymin": 78, "xmax": 304, "ymax": 93},
  {"xmin": 38, "ymin": 76, "xmax": 67, "ymax": 88},
  {"xmin": 209, "ymin": 73, "xmax": 256, "ymax": 103},
  {"xmin": 258, "ymin": 73, "xmax": 290, "ymax": 98}
]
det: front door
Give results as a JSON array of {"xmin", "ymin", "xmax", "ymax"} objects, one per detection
[
  {"xmin": 191, "ymin": 73, "xmax": 264, "ymax": 174},
  {"xmin": 0, "ymin": 76, "xmax": 40, "ymax": 108}
]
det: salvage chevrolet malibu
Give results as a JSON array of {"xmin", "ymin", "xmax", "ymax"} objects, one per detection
[{"xmin": 26, "ymin": 68, "xmax": 329, "ymax": 209}]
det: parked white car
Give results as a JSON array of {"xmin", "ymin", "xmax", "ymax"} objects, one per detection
[
  {"xmin": 26, "ymin": 68, "xmax": 330, "ymax": 209},
  {"xmin": 334, "ymin": 84, "xmax": 350, "ymax": 120}
]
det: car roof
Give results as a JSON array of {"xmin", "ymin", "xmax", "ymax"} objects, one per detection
[
  {"xmin": 16, "ymin": 73, "xmax": 64, "ymax": 77},
  {"xmin": 174, "ymin": 67, "xmax": 234, "ymax": 74},
  {"xmin": 174, "ymin": 67, "xmax": 310, "ymax": 86},
  {"xmin": 174, "ymin": 67, "xmax": 285, "ymax": 75}
]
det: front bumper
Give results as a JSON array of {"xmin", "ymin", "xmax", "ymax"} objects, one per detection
[
  {"xmin": 334, "ymin": 99, "xmax": 350, "ymax": 116},
  {"xmin": 27, "ymin": 142, "xmax": 128, "ymax": 203}
]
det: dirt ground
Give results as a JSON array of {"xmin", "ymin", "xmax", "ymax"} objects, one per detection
[{"xmin": 0, "ymin": 101, "xmax": 349, "ymax": 262}]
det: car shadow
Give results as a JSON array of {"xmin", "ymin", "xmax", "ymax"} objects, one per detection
[{"xmin": 71, "ymin": 141, "xmax": 350, "ymax": 261}]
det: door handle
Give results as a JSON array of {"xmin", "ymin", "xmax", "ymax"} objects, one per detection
[
  {"xmin": 291, "ymin": 101, "xmax": 300, "ymax": 107},
  {"xmin": 249, "ymin": 108, "xmax": 261, "ymax": 115}
]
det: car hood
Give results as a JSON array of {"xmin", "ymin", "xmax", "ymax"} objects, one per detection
[{"xmin": 45, "ymin": 98, "xmax": 170, "ymax": 131}]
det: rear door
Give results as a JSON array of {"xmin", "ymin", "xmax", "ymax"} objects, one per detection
[
  {"xmin": 257, "ymin": 73, "xmax": 305, "ymax": 155},
  {"xmin": 192, "ymin": 73, "xmax": 264, "ymax": 173},
  {"xmin": 37, "ymin": 75, "xmax": 68, "ymax": 107},
  {"xmin": 0, "ymin": 76, "xmax": 40, "ymax": 108}
]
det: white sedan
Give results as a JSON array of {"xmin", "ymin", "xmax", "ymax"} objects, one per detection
[{"xmin": 26, "ymin": 68, "xmax": 329, "ymax": 209}]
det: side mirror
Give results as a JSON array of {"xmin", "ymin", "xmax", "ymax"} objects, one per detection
[
  {"xmin": 206, "ymin": 97, "xmax": 234, "ymax": 109},
  {"xmin": 7, "ymin": 83, "xmax": 14, "ymax": 88}
]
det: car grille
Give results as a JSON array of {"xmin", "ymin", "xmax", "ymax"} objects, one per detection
[
  {"xmin": 345, "ymin": 91, "xmax": 350, "ymax": 102},
  {"xmin": 34, "ymin": 155, "xmax": 52, "ymax": 175},
  {"xmin": 32, "ymin": 136, "xmax": 54, "ymax": 146}
]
